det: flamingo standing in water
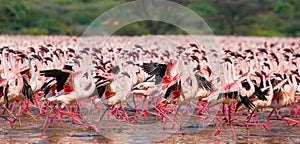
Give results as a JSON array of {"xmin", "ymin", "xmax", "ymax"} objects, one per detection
[
  {"xmin": 95, "ymin": 64, "xmax": 145, "ymax": 126},
  {"xmin": 236, "ymin": 72, "xmax": 288, "ymax": 133},
  {"xmin": 40, "ymin": 68, "xmax": 98, "ymax": 135},
  {"xmin": 207, "ymin": 57, "xmax": 267, "ymax": 139},
  {"xmin": 1, "ymin": 35, "xmax": 300, "ymax": 139},
  {"xmin": 137, "ymin": 60, "xmax": 183, "ymax": 120},
  {"xmin": 0, "ymin": 50, "xmax": 35, "ymax": 115},
  {"xmin": 267, "ymin": 74, "xmax": 300, "ymax": 126}
]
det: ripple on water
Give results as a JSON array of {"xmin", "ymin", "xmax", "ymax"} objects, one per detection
[{"xmin": 1, "ymin": 108, "xmax": 300, "ymax": 143}]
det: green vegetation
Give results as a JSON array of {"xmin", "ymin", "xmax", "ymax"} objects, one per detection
[{"xmin": 0, "ymin": 0, "xmax": 299, "ymax": 36}]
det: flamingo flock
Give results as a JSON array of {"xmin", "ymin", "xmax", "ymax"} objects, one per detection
[{"xmin": 0, "ymin": 35, "xmax": 300, "ymax": 139}]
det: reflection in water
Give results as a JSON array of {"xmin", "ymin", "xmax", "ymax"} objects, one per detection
[
  {"xmin": 0, "ymin": 116, "xmax": 113, "ymax": 144},
  {"xmin": 1, "ymin": 109, "xmax": 300, "ymax": 143}
]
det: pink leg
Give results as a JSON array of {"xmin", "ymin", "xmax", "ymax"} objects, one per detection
[
  {"xmin": 267, "ymin": 109, "xmax": 275, "ymax": 121},
  {"xmin": 191, "ymin": 102, "xmax": 207, "ymax": 126},
  {"xmin": 119, "ymin": 103, "xmax": 130, "ymax": 122},
  {"xmin": 140, "ymin": 97, "xmax": 149, "ymax": 118},
  {"xmin": 222, "ymin": 104, "xmax": 229, "ymax": 125},
  {"xmin": 21, "ymin": 99, "xmax": 37, "ymax": 121},
  {"xmin": 268, "ymin": 109, "xmax": 300, "ymax": 127},
  {"xmin": 41, "ymin": 108, "xmax": 60, "ymax": 137},
  {"xmin": 42, "ymin": 105, "xmax": 54, "ymax": 129},
  {"xmin": 207, "ymin": 109, "xmax": 222, "ymax": 136},
  {"xmin": 3, "ymin": 106, "xmax": 17, "ymax": 120},
  {"xmin": 0, "ymin": 115, "xmax": 16, "ymax": 127},
  {"xmin": 152, "ymin": 103, "xmax": 175, "ymax": 126},
  {"xmin": 96, "ymin": 108, "xmax": 108, "ymax": 126},
  {"xmin": 177, "ymin": 104, "xmax": 190, "ymax": 129},
  {"xmin": 229, "ymin": 121, "xmax": 236, "ymax": 140},
  {"xmin": 290, "ymin": 101, "xmax": 296, "ymax": 118}
]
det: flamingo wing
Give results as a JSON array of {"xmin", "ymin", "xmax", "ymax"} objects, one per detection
[
  {"xmin": 178, "ymin": 80, "xmax": 185, "ymax": 99},
  {"xmin": 252, "ymin": 85, "xmax": 268, "ymax": 101},
  {"xmin": 241, "ymin": 82, "xmax": 267, "ymax": 101},
  {"xmin": 62, "ymin": 65, "xmax": 73, "ymax": 71},
  {"xmin": 96, "ymin": 85, "xmax": 107, "ymax": 99},
  {"xmin": 140, "ymin": 62, "xmax": 167, "ymax": 78},
  {"xmin": 195, "ymin": 74, "xmax": 213, "ymax": 91},
  {"xmin": 164, "ymin": 83, "xmax": 174, "ymax": 99},
  {"xmin": 40, "ymin": 78, "xmax": 56, "ymax": 97},
  {"xmin": 239, "ymin": 94, "xmax": 256, "ymax": 110},
  {"xmin": 20, "ymin": 68, "xmax": 30, "ymax": 76},
  {"xmin": 94, "ymin": 75, "xmax": 106, "ymax": 81},
  {"xmin": 3, "ymin": 84, "xmax": 9, "ymax": 107},
  {"xmin": 22, "ymin": 77, "xmax": 34, "ymax": 104},
  {"xmin": 40, "ymin": 69, "xmax": 70, "ymax": 92}
]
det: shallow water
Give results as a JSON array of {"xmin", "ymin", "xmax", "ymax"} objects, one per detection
[{"xmin": 1, "ymin": 107, "xmax": 300, "ymax": 143}]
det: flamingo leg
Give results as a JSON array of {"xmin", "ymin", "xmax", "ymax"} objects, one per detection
[
  {"xmin": 152, "ymin": 103, "xmax": 176, "ymax": 126},
  {"xmin": 21, "ymin": 99, "xmax": 37, "ymax": 121},
  {"xmin": 222, "ymin": 104, "xmax": 230, "ymax": 125},
  {"xmin": 244, "ymin": 111, "xmax": 270, "ymax": 133},
  {"xmin": 178, "ymin": 104, "xmax": 191, "ymax": 129},
  {"xmin": 290, "ymin": 101, "xmax": 297, "ymax": 119},
  {"xmin": 41, "ymin": 107, "xmax": 60, "ymax": 137},
  {"xmin": 228, "ymin": 104, "xmax": 236, "ymax": 140},
  {"xmin": 96, "ymin": 108, "xmax": 108, "ymax": 126},
  {"xmin": 0, "ymin": 115, "xmax": 16, "ymax": 127},
  {"xmin": 3, "ymin": 106, "xmax": 17, "ymax": 120}
]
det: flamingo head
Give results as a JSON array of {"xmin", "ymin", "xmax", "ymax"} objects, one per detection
[
  {"xmin": 222, "ymin": 57, "xmax": 232, "ymax": 64},
  {"xmin": 33, "ymin": 54, "xmax": 43, "ymax": 61},
  {"xmin": 290, "ymin": 69, "xmax": 299, "ymax": 77},
  {"xmin": 39, "ymin": 46, "xmax": 49, "ymax": 53},
  {"xmin": 67, "ymin": 48, "xmax": 75, "ymax": 53}
]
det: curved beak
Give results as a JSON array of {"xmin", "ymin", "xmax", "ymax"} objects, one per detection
[{"xmin": 32, "ymin": 54, "xmax": 43, "ymax": 61}]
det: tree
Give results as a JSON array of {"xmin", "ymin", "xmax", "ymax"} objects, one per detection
[{"xmin": 206, "ymin": 0, "xmax": 260, "ymax": 35}]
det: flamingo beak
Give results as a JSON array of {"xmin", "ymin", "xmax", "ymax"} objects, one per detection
[
  {"xmin": 32, "ymin": 55, "xmax": 43, "ymax": 61},
  {"xmin": 254, "ymin": 71, "xmax": 262, "ymax": 78},
  {"xmin": 273, "ymin": 73, "xmax": 283, "ymax": 80}
]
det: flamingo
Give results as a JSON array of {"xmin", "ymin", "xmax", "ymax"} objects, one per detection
[
  {"xmin": 267, "ymin": 74, "xmax": 300, "ymax": 126},
  {"xmin": 40, "ymin": 69, "xmax": 98, "ymax": 135},
  {"xmin": 237, "ymin": 73, "xmax": 288, "ymax": 132}
]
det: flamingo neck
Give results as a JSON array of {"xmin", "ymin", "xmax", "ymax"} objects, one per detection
[
  {"xmin": 9, "ymin": 53, "xmax": 16, "ymax": 76},
  {"xmin": 29, "ymin": 58, "xmax": 37, "ymax": 91},
  {"xmin": 249, "ymin": 60, "xmax": 254, "ymax": 72},
  {"xmin": 231, "ymin": 62, "xmax": 237, "ymax": 80},
  {"xmin": 247, "ymin": 73, "xmax": 255, "ymax": 95},
  {"xmin": 262, "ymin": 74, "xmax": 266, "ymax": 88},
  {"xmin": 1, "ymin": 52, "xmax": 7, "ymax": 78},
  {"xmin": 289, "ymin": 75, "xmax": 297, "ymax": 96},
  {"xmin": 74, "ymin": 71, "xmax": 96, "ymax": 100},
  {"xmin": 227, "ymin": 62, "xmax": 233, "ymax": 82}
]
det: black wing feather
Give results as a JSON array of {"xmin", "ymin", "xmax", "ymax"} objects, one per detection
[
  {"xmin": 43, "ymin": 84, "xmax": 54, "ymax": 97},
  {"xmin": 164, "ymin": 84, "xmax": 174, "ymax": 99},
  {"xmin": 22, "ymin": 77, "xmax": 34, "ymax": 104},
  {"xmin": 20, "ymin": 68, "xmax": 30, "ymax": 75},
  {"xmin": 217, "ymin": 91, "xmax": 238, "ymax": 101},
  {"xmin": 195, "ymin": 74, "xmax": 213, "ymax": 91},
  {"xmin": 40, "ymin": 78, "xmax": 55, "ymax": 91},
  {"xmin": 96, "ymin": 85, "xmax": 107, "ymax": 98},
  {"xmin": 252, "ymin": 85, "xmax": 267, "ymax": 101},
  {"xmin": 242, "ymin": 82, "xmax": 267, "ymax": 101},
  {"xmin": 235, "ymin": 102, "xmax": 243, "ymax": 113},
  {"xmin": 141, "ymin": 63, "xmax": 167, "ymax": 78},
  {"xmin": 4, "ymin": 83, "xmax": 9, "ymax": 108},
  {"xmin": 240, "ymin": 95, "xmax": 255, "ymax": 110},
  {"xmin": 178, "ymin": 80, "xmax": 185, "ymax": 99},
  {"xmin": 40, "ymin": 69, "xmax": 70, "ymax": 92}
]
